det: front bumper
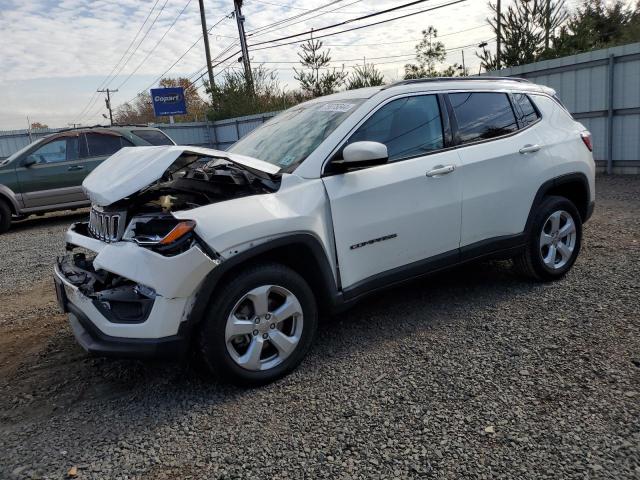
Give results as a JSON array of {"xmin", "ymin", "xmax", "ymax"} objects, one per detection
[{"xmin": 55, "ymin": 222, "xmax": 220, "ymax": 358}]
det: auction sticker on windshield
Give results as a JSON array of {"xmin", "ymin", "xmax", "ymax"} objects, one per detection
[{"xmin": 318, "ymin": 103, "xmax": 356, "ymax": 113}]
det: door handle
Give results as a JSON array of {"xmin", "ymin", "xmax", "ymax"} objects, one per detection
[
  {"xmin": 67, "ymin": 165, "xmax": 84, "ymax": 171},
  {"xmin": 519, "ymin": 144, "xmax": 541, "ymax": 154},
  {"xmin": 426, "ymin": 165, "xmax": 455, "ymax": 177}
]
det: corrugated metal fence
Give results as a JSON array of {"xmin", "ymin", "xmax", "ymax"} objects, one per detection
[
  {"xmin": 150, "ymin": 111, "xmax": 280, "ymax": 151},
  {"xmin": 489, "ymin": 42, "xmax": 640, "ymax": 174},
  {"xmin": 0, "ymin": 111, "xmax": 279, "ymax": 160}
]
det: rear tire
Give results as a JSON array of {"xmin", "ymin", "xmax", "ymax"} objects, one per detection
[
  {"xmin": 514, "ymin": 195, "xmax": 582, "ymax": 281},
  {"xmin": 198, "ymin": 263, "xmax": 318, "ymax": 386},
  {"xmin": 0, "ymin": 200, "xmax": 11, "ymax": 233}
]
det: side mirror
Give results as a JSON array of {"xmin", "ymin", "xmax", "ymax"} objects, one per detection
[
  {"xmin": 23, "ymin": 157, "xmax": 37, "ymax": 168},
  {"xmin": 332, "ymin": 141, "xmax": 388, "ymax": 172}
]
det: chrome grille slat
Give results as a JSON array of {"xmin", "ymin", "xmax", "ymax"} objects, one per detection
[{"xmin": 88, "ymin": 206, "xmax": 126, "ymax": 243}]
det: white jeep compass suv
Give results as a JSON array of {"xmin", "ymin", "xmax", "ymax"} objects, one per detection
[{"xmin": 54, "ymin": 78, "xmax": 595, "ymax": 385}]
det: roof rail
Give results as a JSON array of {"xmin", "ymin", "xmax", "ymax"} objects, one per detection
[
  {"xmin": 45, "ymin": 124, "xmax": 151, "ymax": 136},
  {"xmin": 383, "ymin": 76, "xmax": 531, "ymax": 89}
]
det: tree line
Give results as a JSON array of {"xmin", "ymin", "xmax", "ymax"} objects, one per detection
[{"xmin": 114, "ymin": 0, "xmax": 639, "ymax": 125}]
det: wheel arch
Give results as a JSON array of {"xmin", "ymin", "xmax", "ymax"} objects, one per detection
[
  {"xmin": 525, "ymin": 173, "xmax": 591, "ymax": 233},
  {"xmin": 0, "ymin": 185, "xmax": 21, "ymax": 215},
  {"xmin": 187, "ymin": 233, "xmax": 340, "ymax": 331}
]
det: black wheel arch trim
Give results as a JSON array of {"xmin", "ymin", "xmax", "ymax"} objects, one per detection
[
  {"xmin": 0, "ymin": 185, "xmax": 22, "ymax": 214},
  {"xmin": 185, "ymin": 233, "xmax": 341, "ymax": 330},
  {"xmin": 525, "ymin": 172, "xmax": 592, "ymax": 232}
]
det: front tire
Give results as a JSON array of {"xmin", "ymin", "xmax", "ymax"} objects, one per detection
[
  {"xmin": 0, "ymin": 200, "xmax": 11, "ymax": 233},
  {"xmin": 198, "ymin": 263, "xmax": 318, "ymax": 386},
  {"xmin": 514, "ymin": 195, "xmax": 582, "ymax": 281}
]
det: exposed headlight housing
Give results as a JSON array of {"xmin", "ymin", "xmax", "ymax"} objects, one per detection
[{"xmin": 123, "ymin": 215, "xmax": 196, "ymax": 255}]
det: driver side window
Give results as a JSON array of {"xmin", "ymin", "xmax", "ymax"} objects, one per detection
[
  {"xmin": 346, "ymin": 95, "xmax": 444, "ymax": 162},
  {"xmin": 26, "ymin": 138, "xmax": 77, "ymax": 164}
]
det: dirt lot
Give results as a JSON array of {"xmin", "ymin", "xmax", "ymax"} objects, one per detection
[{"xmin": 0, "ymin": 176, "xmax": 638, "ymax": 479}]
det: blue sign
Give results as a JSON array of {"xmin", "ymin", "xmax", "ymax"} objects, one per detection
[{"xmin": 150, "ymin": 87, "xmax": 187, "ymax": 116}]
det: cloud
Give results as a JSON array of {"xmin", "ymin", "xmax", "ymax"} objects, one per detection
[{"xmin": 0, "ymin": 0, "xmax": 493, "ymax": 129}]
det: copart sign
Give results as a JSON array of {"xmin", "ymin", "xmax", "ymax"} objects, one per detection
[{"xmin": 150, "ymin": 87, "xmax": 187, "ymax": 116}]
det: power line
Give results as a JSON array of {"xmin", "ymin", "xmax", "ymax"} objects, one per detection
[
  {"xmin": 245, "ymin": 0, "xmax": 443, "ymax": 15},
  {"xmin": 247, "ymin": 0, "xmax": 348, "ymax": 36},
  {"xmin": 322, "ymin": 24, "xmax": 491, "ymax": 46},
  {"xmin": 106, "ymin": 0, "xmax": 171, "ymax": 86},
  {"xmin": 253, "ymin": 39, "xmax": 494, "ymax": 63},
  {"xmin": 72, "ymin": 0, "xmax": 161, "ymax": 124},
  {"xmin": 115, "ymin": 0, "xmax": 193, "ymax": 90},
  {"xmin": 186, "ymin": 0, "xmax": 468, "ymax": 86},
  {"xmin": 248, "ymin": 0, "xmax": 369, "ymax": 39},
  {"xmin": 248, "ymin": 0, "xmax": 468, "ymax": 52},
  {"xmin": 77, "ymin": 0, "xmax": 171, "ymax": 124},
  {"xmin": 249, "ymin": 0, "xmax": 438, "ymax": 48},
  {"xmin": 130, "ymin": 0, "xmax": 363, "ymax": 102},
  {"xmin": 252, "ymin": 39, "xmax": 495, "ymax": 69},
  {"xmin": 135, "ymin": 13, "xmax": 235, "ymax": 96}
]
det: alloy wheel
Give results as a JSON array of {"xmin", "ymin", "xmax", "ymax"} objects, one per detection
[
  {"xmin": 539, "ymin": 210, "xmax": 577, "ymax": 270},
  {"xmin": 225, "ymin": 285, "xmax": 304, "ymax": 371}
]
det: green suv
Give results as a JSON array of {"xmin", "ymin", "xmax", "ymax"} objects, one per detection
[{"xmin": 0, "ymin": 126, "xmax": 175, "ymax": 232}]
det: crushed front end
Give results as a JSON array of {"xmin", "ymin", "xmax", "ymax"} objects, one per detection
[{"xmin": 54, "ymin": 222, "xmax": 220, "ymax": 358}]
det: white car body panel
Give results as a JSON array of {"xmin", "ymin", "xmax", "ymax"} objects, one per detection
[
  {"xmin": 174, "ymin": 174, "xmax": 338, "ymax": 282},
  {"xmin": 323, "ymin": 150, "xmax": 462, "ymax": 287},
  {"xmin": 83, "ymin": 145, "xmax": 280, "ymax": 206},
  {"xmin": 456, "ymin": 121, "xmax": 551, "ymax": 245},
  {"xmin": 59, "ymin": 228, "xmax": 218, "ymax": 338}
]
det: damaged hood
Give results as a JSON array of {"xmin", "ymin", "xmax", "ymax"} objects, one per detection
[{"xmin": 83, "ymin": 145, "xmax": 281, "ymax": 206}]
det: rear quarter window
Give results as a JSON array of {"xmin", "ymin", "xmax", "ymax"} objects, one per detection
[
  {"xmin": 132, "ymin": 130, "xmax": 174, "ymax": 146},
  {"xmin": 85, "ymin": 132, "xmax": 126, "ymax": 157},
  {"xmin": 449, "ymin": 92, "xmax": 518, "ymax": 144},
  {"xmin": 513, "ymin": 93, "xmax": 541, "ymax": 125}
]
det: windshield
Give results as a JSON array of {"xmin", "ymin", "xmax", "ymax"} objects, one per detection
[{"xmin": 227, "ymin": 99, "xmax": 365, "ymax": 172}]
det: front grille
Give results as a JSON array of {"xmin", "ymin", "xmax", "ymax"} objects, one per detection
[{"xmin": 88, "ymin": 206, "xmax": 127, "ymax": 243}]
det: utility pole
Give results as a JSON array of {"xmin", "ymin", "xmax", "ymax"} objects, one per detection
[
  {"xmin": 234, "ymin": 0, "xmax": 253, "ymax": 93},
  {"xmin": 198, "ymin": 0, "xmax": 216, "ymax": 103},
  {"xmin": 461, "ymin": 50, "xmax": 466, "ymax": 75},
  {"xmin": 97, "ymin": 88, "xmax": 118, "ymax": 126},
  {"xmin": 496, "ymin": 0, "xmax": 502, "ymax": 70},
  {"xmin": 544, "ymin": 0, "xmax": 551, "ymax": 50}
]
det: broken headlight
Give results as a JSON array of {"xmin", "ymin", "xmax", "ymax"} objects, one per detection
[{"xmin": 123, "ymin": 215, "xmax": 196, "ymax": 255}]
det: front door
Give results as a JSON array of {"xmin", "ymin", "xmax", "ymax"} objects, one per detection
[
  {"xmin": 16, "ymin": 134, "xmax": 85, "ymax": 208},
  {"xmin": 322, "ymin": 94, "xmax": 463, "ymax": 290}
]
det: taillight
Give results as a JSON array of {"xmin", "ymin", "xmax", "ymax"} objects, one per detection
[{"xmin": 580, "ymin": 132, "xmax": 593, "ymax": 152}]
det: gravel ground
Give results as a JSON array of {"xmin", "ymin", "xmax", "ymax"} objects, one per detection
[{"xmin": 0, "ymin": 175, "xmax": 638, "ymax": 479}]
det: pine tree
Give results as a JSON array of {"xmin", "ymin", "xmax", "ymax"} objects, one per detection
[
  {"xmin": 404, "ymin": 27, "xmax": 465, "ymax": 79},
  {"xmin": 294, "ymin": 38, "xmax": 347, "ymax": 97},
  {"xmin": 347, "ymin": 64, "xmax": 385, "ymax": 90},
  {"xmin": 477, "ymin": 0, "xmax": 568, "ymax": 70}
]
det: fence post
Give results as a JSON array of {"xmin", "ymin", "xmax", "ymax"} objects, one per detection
[
  {"xmin": 234, "ymin": 119, "xmax": 241, "ymax": 143},
  {"xmin": 606, "ymin": 54, "xmax": 615, "ymax": 175},
  {"xmin": 207, "ymin": 120, "xmax": 217, "ymax": 149}
]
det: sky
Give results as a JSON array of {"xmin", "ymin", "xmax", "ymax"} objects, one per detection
[{"xmin": 0, "ymin": 0, "xmax": 584, "ymax": 130}]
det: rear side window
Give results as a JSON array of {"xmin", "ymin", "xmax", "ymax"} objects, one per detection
[
  {"xmin": 513, "ymin": 93, "xmax": 540, "ymax": 125},
  {"xmin": 132, "ymin": 129, "xmax": 174, "ymax": 145},
  {"xmin": 85, "ymin": 132, "xmax": 126, "ymax": 157},
  {"xmin": 347, "ymin": 95, "xmax": 444, "ymax": 162},
  {"xmin": 449, "ymin": 92, "xmax": 518, "ymax": 144}
]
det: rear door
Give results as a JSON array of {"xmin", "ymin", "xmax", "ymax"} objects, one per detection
[
  {"xmin": 322, "ymin": 94, "xmax": 463, "ymax": 290},
  {"xmin": 16, "ymin": 134, "xmax": 85, "ymax": 208},
  {"xmin": 449, "ymin": 91, "xmax": 548, "ymax": 247},
  {"xmin": 80, "ymin": 131, "xmax": 133, "ymax": 180}
]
